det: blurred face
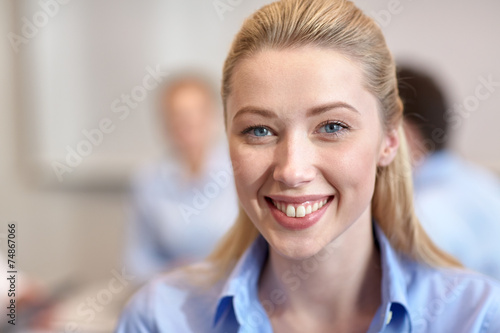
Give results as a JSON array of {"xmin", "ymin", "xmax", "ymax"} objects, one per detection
[
  {"xmin": 163, "ymin": 82, "xmax": 216, "ymax": 153},
  {"xmin": 226, "ymin": 46, "xmax": 398, "ymax": 259}
]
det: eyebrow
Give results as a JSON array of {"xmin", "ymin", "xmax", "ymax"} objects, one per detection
[
  {"xmin": 232, "ymin": 101, "xmax": 360, "ymax": 122},
  {"xmin": 232, "ymin": 106, "xmax": 276, "ymax": 121},
  {"xmin": 307, "ymin": 102, "xmax": 360, "ymax": 116}
]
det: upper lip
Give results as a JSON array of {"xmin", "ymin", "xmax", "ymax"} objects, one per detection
[{"xmin": 265, "ymin": 194, "xmax": 333, "ymax": 203}]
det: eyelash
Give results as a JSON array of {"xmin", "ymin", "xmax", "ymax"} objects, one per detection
[
  {"xmin": 241, "ymin": 124, "xmax": 272, "ymax": 136},
  {"xmin": 316, "ymin": 120, "xmax": 350, "ymax": 137},
  {"xmin": 240, "ymin": 121, "xmax": 350, "ymax": 139}
]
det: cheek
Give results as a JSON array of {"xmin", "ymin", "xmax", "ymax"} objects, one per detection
[
  {"xmin": 323, "ymin": 139, "xmax": 379, "ymax": 202},
  {"xmin": 229, "ymin": 142, "xmax": 272, "ymax": 205}
]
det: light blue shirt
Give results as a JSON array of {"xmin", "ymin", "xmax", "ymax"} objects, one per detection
[
  {"xmin": 413, "ymin": 151, "xmax": 500, "ymax": 281},
  {"xmin": 116, "ymin": 222, "xmax": 500, "ymax": 332},
  {"xmin": 125, "ymin": 142, "xmax": 239, "ymax": 281}
]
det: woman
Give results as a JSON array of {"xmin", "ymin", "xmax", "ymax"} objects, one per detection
[{"xmin": 116, "ymin": 0, "xmax": 500, "ymax": 332}]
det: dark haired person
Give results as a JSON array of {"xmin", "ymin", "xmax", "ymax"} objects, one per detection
[{"xmin": 399, "ymin": 66, "xmax": 500, "ymax": 281}]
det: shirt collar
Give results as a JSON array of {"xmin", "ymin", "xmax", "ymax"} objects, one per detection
[
  {"xmin": 372, "ymin": 222, "xmax": 412, "ymax": 331},
  {"xmin": 213, "ymin": 235, "xmax": 268, "ymax": 327},
  {"xmin": 213, "ymin": 223, "xmax": 412, "ymax": 331}
]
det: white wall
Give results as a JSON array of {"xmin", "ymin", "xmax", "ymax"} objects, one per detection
[{"xmin": 1, "ymin": 0, "xmax": 128, "ymax": 285}]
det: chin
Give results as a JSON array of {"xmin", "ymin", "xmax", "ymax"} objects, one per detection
[{"xmin": 264, "ymin": 228, "xmax": 335, "ymax": 261}]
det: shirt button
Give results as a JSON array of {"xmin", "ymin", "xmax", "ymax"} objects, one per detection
[{"xmin": 386, "ymin": 310, "xmax": 393, "ymax": 325}]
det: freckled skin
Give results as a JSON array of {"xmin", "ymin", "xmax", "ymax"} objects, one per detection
[{"xmin": 226, "ymin": 46, "xmax": 394, "ymax": 260}]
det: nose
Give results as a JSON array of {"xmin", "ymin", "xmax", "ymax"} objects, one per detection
[{"xmin": 273, "ymin": 134, "xmax": 316, "ymax": 188}]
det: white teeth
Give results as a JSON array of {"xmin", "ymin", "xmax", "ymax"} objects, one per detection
[
  {"xmin": 272, "ymin": 198, "xmax": 331, "ymax": 218},
  {"xmin": 296, "ymin": 205, "xmax": 306, "ymax": 217}
]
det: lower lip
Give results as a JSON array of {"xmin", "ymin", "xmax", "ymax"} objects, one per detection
[{"xmin": 265, "ymin": 197, "xmax": 333, "ymax": 230}]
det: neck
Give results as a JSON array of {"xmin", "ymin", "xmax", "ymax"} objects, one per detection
[
  {"xmin": 258, "ymin": 211, "xmax": 381, "ymax": 329},
  {"xmin": 177, "ymin": 145, "xmax": 210, "ymax": 178}
]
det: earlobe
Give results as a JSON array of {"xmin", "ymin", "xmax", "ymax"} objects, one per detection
[{"xmin": 378, "ymin": 128, "xmax": 400, "ymax": 166}]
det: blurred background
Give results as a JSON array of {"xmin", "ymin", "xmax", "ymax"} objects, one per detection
[{"xmin": 1, "ymin": 0, "xmax": 499, "ymax": 332}]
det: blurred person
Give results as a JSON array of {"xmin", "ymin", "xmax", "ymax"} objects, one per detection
[
  {"xmin": 116, "ymin": 1, "xmax": 500, "ymax": 332},
  {"xmin": 398, "ymin": 65, "xmax": 500, "ymax": 280},
  {"xmin": 125, "ymin": 73, "xmax": 238, "ymax": 281}
]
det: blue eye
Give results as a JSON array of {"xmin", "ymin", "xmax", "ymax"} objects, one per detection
[
  {"xmin": 250, "ymin": 127, "xmax": 271, "ymax": 137},
  {"xmin": 319, "ymin": 122, "xmax": 343, "ymax": 133}
]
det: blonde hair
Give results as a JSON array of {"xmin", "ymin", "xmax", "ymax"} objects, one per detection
[{"xmin": 206, "ymin": 0, "xmax": 460, "ymax": 281}]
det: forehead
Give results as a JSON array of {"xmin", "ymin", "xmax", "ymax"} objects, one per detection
[
  {"xmin": 163, "ymin": 81, "xmax": 214, "ymax": 114},
  {"xmin": 227, "ymin": 46, "xmax": 377, "ymax": 120},
  {"xmin": 165, "ymin": 82, "xmax": 211, "ymax": 102}
]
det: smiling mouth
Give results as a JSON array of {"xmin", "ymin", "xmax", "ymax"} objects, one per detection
[{"xmin": 265, "ymin": 196, "xmax": 332, "ymax": 218}]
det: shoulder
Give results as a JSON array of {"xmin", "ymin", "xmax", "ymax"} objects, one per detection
[
  {"xmin": 115, "ymin": 263, "xmax": 224, "ymax": 333},
  {"xmin": 402, "ymin": 259, "xmax": 500, "ymax": 332}
]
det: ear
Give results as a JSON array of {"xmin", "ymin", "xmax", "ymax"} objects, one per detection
[{"xmin": 377, "ymin": 128, "xmax": 400, "ymax": 167}]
